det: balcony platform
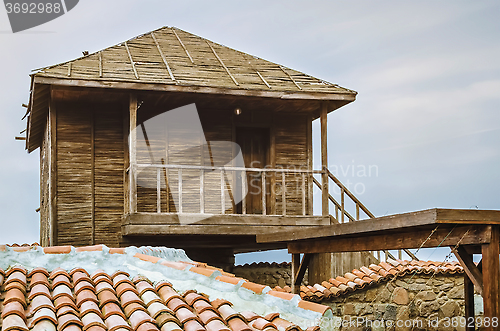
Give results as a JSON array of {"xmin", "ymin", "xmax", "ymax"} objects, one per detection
[{"xmin": 121, "ymin": 213, "xmax": 330, "ymax": 252}]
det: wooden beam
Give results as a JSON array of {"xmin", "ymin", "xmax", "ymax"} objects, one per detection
[
  {"xmin": 171, "ymin": 28, "xmax": 194, "ymax": 64},
  {"xmin": 206, "ymin": 41, "xmax": 239, "ymax": 86},
  {"xmin": 124, "ymin": 41, "xmax": 139, "ymax": 80},
  {"xmin": 436, "ymin": 209, "xmax": 500, "ymax": 224},
  {"xmin": 287, "ymin": 225, "xmax": 491, "ymax": 253},
  {"xmin": 122, "ymin": 224, "xmax": 329, "ymax": 236},
  {"xmin": 451, "ymin": 245, "xmax": 483, "ymax": 296},
  {"xmin": 320, "ymin": 102, "xmax": 328, "ymax": 218},
  {"xmin": 123, "ymin": 213, "xmax": 330, "ymax": 226},
  {"xmin": 481, "ymin": 225, "xmax": 500, "ymax": 329},
  {"xmin": 33, "ymin": 76, "xmax": 357, "ymax": 102},
  {"xmin": 279, "ymin": 66, "xmax": 302, "ymax": 90},
  {"xmin": 129, "ymin": 94, "xmax": 138, "ymax": 213},
  {"xmin": 258, "ymin": 208, "xmax": 500, "ymax": 244},
  {"xmin": 151, "ymin": 32, "xmax": 175, "ymax": 81},
  {"xmin": 258, "ymin": 209, "xmax": 440, "ymax": 243}
]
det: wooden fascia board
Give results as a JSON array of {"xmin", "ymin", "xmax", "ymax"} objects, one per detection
[
  {"xmin": 33, "ymin": 75, "xmax": 357, "ymax": 102},
  {"xmin": 257, "ymin": 209, "xmax": 439, "ymax": 243},
  {"xmin": 287, "ymin": 224, "xmax": 492, "ymax": 254},
  {"xmin": 257, "ymin": 208, "xmax": 500, "ymax": 244}
]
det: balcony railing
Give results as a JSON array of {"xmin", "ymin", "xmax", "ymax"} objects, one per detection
[
  {"xmin": 128, "ymin": 163, "xmax": 320, "ymax": 216},
  {"xmin": 126, "ymin": 163, "xmax": 417, "ymax": 261}
]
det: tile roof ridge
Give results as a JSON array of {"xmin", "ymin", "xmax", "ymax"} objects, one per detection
[{"xmin": 277, "ymin": 259, "xmax": 465, "ymax": 303}]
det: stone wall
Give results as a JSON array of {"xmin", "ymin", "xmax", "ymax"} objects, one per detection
[
  {"xmin": 323, "ymin": 273, "xmax": 470, "ymax": 331},
  {"xmin": 234, "ymin": 264, "xmax": 479, "ymax": 331},
  {"xmin": 233, "ymin": 263, "xmax": 307, "ymax": 288}
]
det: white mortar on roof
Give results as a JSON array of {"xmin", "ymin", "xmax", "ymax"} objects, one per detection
[{"xmin": 0, "ymin": 245, "xmax": 329, "ymax": 329}]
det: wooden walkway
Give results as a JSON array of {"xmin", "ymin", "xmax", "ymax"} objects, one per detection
[{"xmin": 257, "ymin": 208, "xmax": 500, "ymax": 331}]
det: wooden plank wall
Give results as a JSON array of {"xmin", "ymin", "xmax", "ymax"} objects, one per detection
[
  {"xmin": 275, "ymin": 113, "xmax": 308, "ymax": 215},
  {"xmin": 94, "ymin": 106, "xmax": 124, "ymax": 245},
  {"xmin": 56, "ymin": 102, "xmax": 93, "ymax": 246},
  {"xmin": 56, "ymin": 101, "xmax": 124, "ymax": 246},
  {"xmin": 39, "ymin": 116, "xmax": 51, "ymax": 246}
]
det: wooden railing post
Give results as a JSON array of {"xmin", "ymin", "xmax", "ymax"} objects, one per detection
[
  {"xmin": 262, "ymin": 170, "xmax": 266, "ymax": 215},
  {"xmin": 178, "ymin": 168, "xmax": 183, "ymax": 213},
  {"xmin": 156, "ymin": 168, "xmax": 161, "ymax": 213},
  {"xmin": 220, "ymin": 169, "xmax": 225, "ymax": 214},
  {"xmin": 129, "ymin": 94, "xmax": 137, "ymax": 214},
  {"xmin": 281, "ymin": 172, "xmax": 286, "ymax": 216},
  {"xmin": 200, "ymin": 169, "xmax": 204, "ymax": 213}
]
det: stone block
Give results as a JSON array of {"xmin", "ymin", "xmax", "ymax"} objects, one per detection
[
  {"xmin": 438, "ymin": 282, "xmax": 454, "ymax": 291},
  {"xmin": 415, "ymin": 290, "xmax": 437, "ymax": 301},
  {"xmin": 391, "ymin": 287, "xmax": 409, "ymax": 305},
  {"xmin": 383, "ymin": 304, "xmax": 398, "ymax": 320},
  {"xmin": 440, "ymin": 300, "xmax": 459, "ymax": 317},
  {"xmin": 365, "ymin": 288, "xmax": 378, "ymax": 302},
  {"xmin": 419, "ymin": 301, "xmax": 439, "ymax": 316},
  {"xmin": 448, "ymin": 285, "xmax": 464, "ymax": 299}
]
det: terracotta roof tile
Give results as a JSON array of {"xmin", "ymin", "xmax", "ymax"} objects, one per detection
[
  {"xmin": 276, "ymin": 259, "xmax": 464, "ymax": 302},
  {"xmin": 0, "ymin": 245, "xmax": 325, "ymax": 331}
]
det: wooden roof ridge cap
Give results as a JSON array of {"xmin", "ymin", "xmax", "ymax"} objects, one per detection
[{"xmin": 31, "ymin": 25, "xmax": 173, "ymax": 73}]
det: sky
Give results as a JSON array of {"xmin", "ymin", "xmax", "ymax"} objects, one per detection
[{"xmin": 0, "ymin": 1, "xmax": 498, "ymax": 265}]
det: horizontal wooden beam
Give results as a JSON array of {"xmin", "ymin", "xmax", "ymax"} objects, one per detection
[
  {"xmin": 124, "ymin": 213, "xmax": 330, "ymax": 226},
  {"xmin": 436, "ymin": 209, "xmax": 500, "ymax": 224},
  {"xmin": 257, "ymin": 208, "xmax": 500, "ymax": 244},
  {"xmin": 34, "ymin": 76, "xmax": 357, "ymax": 102},
  {"xmin": 287, "ymin": 225, "xmax": 491, "ymax": 254},
  {"xmin": 123, "ymin": 223, "xmax": 329, "ymax": 237}
]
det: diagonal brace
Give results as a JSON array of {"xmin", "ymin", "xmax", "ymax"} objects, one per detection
[{"xmin": 451, "ymin": 245, "xmax": 483, "ymax": 296}]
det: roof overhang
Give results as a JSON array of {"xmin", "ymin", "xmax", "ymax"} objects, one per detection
[{"xmin": 26, "ymin": 75, "xmax": 356, "ymax": 153}]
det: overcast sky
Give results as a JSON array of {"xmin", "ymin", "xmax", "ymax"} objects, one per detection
[{"xmin": 0, "ymin": 1, "xmax": 498, "ymax": 264}]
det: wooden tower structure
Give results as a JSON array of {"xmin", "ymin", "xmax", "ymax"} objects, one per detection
[{"xmin": 25, "ymin": 26, "xmax": 382, "ymax": 275}]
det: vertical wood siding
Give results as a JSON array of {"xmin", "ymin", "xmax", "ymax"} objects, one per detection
[
  {"xmin": 39, "ymin": 117, "xmax": 51, "ymax": 246},
  {"xmin": 56, "ymin": 103, "xmax": 93, "ymax": 245},
  {"xmin": 56, "ymin": 102, "xmax": 124, "ymax": 246}
]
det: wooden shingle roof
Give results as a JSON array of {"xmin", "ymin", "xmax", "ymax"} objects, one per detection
[
  {"xmin": 27, "ymin": 26, "xmax": 357, "ymax": 152},
  {"xmin": 33, "ymin": 26, "xmax": 356, "ymax": 96}
]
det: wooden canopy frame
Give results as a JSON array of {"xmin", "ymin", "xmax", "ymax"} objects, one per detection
[{"xmin": 257, "ymin": 208, "xmax": 500, "ymax": 331}]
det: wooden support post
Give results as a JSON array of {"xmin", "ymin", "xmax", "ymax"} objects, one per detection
[
  {"xmin": 320, "ymin": 102, "xmax": 328, "ymax": 218},
  {"xmin": 291, "ymin": 253, "xmax": 300, "ymax": 294},
  {"xmin": 49, "ymin": 89, "xmax": 57, "ymax": 246},
  {"xmin": 270, "ymin": 114, "xmax": 277, "ymax": 215},
  {"xmin": 129, "ymin": 94, "xmax": 137, "ymax": 213},
  {"xmin": 309, "ymin": 102, "xmax": 333, "ymax": 285},
  {"xmin": 90, "ymin": 111, "xmax": 95, "ymax": 245},
  {"xmin": 464, "ymin": 262, "xmax": 476, "ymax": 331},
  {"xmin": 306, "ymin": 114, "xmax": 313, "ymax": 215},
  {"xmin": 482, "ymin": 225, "xmax": 500, "ymax": 329}
]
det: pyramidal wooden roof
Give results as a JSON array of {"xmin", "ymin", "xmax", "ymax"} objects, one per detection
[
  {"xmin": 33, "ymin": 26, "xmax": 356, "ymax": 97},
  {"xmin": 27, "ymin": 26, "xmax": 357, "ymax": 152}
]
